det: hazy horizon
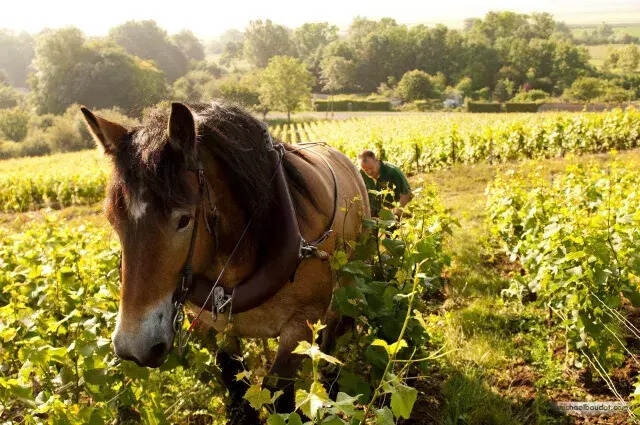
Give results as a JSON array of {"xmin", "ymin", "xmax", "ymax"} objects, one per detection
[{"xmin": 1, "ymin": 0, "xmax": 640, "ymax": 39}]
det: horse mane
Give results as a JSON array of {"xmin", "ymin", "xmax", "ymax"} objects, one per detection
[{"xmin": 107, "ymin": 101, "xmax": 313, "ymax": 228}]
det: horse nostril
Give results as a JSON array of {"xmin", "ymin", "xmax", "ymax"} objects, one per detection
[{"xmin": 148, "ymin": 342, "xmax": 167, "ymax": 362}]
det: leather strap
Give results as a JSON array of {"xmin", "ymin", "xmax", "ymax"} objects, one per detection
[
  {"xmin": 187, "ymin": 144, "xmax": 338, "ymax": 315},
  {"xmin": 187, "ymin": 148, "xmax": 303, "ymax": 313}
]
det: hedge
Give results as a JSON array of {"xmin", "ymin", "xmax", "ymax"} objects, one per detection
[
  {"xmin": 467, "ymin": 102, "xmax": 503, "ymax": 113},
  {"xmin": 505, "ymin": 103, "xmax": 540, "ymax": 113},
  {"xmin": 313, "ymin": 99, "xmax": 391, "ymax": 112}
]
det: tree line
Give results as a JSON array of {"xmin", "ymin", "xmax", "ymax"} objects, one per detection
[{"xmin": 0, "ymin": 12, "xmax": 639, "ymax": 125}]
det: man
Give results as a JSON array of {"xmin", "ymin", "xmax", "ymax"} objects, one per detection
[{"xmin": 358, "ymin": 150, "xmax": 412, "ymax": 217}]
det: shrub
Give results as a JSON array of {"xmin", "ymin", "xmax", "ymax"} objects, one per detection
[
  {"xmin": 511, "ymin": 89, "xmax": 549, "ymax": 102},
  {"xmin": 600, "ymin": 85, "xmax": 633, "ymax": 103},
  {"xmin": 0, "ymin": 140, "xmax": 21, "ymax": 159},
  {"xmin": 467, "ymin": 102, "xmax": 502, "ymax": 113},
  {"xmin": 493, "ymin": 78, "xmax": 515, "ymax": 102},
  {"xmin": 0, "ymin": 107, "xmax": 29, "ymax": 141},
  {"xmin": 44, "ymin": 115, "xmax": 88, "ymax": 153},
  {"xmin": 455, "ymin": 77, "xmax": 473, "ymax": 98},
  {"xmin": 210, "ymin": 77, "xmax": 261, "ymax": 109},
  {"xmin": 20, "ymin": 129, "xmax": 51, "ymax": 156},
  {"xmin": 397, "ymin": 99, "xmax": 443, "ymax": 112},
  {"xmin": 313, "ymin": 99, "xmax": 391, "ymax": 111},
  {"xmin": 504, "ymin": 103, "xmax": 540, "ymax": 112},
  {"xmin": 563, "ymin": 77, "xmax": 632, "ymax": 102},
  {"xmin": 0, "ymin": 83, "xmax": 23, "ymax": 109},
  {"xmin": 396, "ymin": 70, "xmax": 440, "ymax": 101}
]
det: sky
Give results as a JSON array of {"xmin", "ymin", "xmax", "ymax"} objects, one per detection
[{"xmin": 1, "ymin": 0, "xmax": 640, "ymax": 39}]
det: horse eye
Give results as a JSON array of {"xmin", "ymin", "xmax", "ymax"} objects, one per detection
[{"xmin": 177, "ymin": 215, "xmax": 192, "ymax": 230}]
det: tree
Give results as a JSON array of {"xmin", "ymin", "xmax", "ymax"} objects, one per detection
[
  {"xmin": 293, "ymin": 23, "xmax": 338, "ymax": 59},
  {"xmin": 618, "ymin": 45, "xmax": 640, "ymax": 73},
  {"xmin": 604, "ymin": 49, "xmax": 620, "ymax": 71},
  {"xmin": 259, "ymin": 56, "xmax": 314, "ymax": 121},
  {"xmin": 189, "ymin": 60, "xmax": 225, "ymax": 78},
  {"xmin": 172, "ymin": 70, "xmax": 216, "ymax": 102},
  {"xmin": 220, "ymin": 41, "xmax": 244, "ymax": 66},
  {"xmin": 243, "ymin": 20, "xmax": 295, "ymax": 68},
  {"xmin": 320, "ymin": 56, "xmax": 357, "ymax": 94},
  {"xmin": 0, "ymin": 107, "xmax": 29, "ymax": 142},
  {"xmin": 493, "ymin": 78, "xmax": 515, "ymax": 101},
  {"xmin": 171, "ymin": 30, "xmax": 205, "ymax": 62},
  {"xmin": 0, "ymin": 83, "xmax": 24, "ymax": 109},
  {"xmin": 210, "ymin": 74, "xmax": 262, "ymax": 113},
  {"xmin": 293, "ymin": 23, "xmax": 339, "ymax": 88},
  {"xmin": 395, "ymin": 70, "xmax": 439, "ymax": 101},
  {"xmin": 320, "ymin": 56, "xmax": 357, "ymax": 115},
  {"xmin": 29, "ymin": 28, "xmax": 167, "ymax": 114},
  {"xmin": 352, "ymin": 23, "xmax": 415, "ymax": 92},
  {"xmin": 0, "ymin": 30, "xmax": 34, "ymax": 88},
  {"xmin": 455, "ymin": 77, "xmax": 473, "ymax": 98},
  {"xmin": 109, "ymin": 20, "xmax": 188, "ymax": 82},
  {"xmin": 530, "ymin": 13, "xmax": 556, "ymax": 39}
]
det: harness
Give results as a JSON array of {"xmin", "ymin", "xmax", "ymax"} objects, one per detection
[{"xmin": 171, "ymin": 132, "xmax": 338, "ymax": 355}]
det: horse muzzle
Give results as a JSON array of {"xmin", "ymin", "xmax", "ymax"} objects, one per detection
[{"xmin": 112, "ymin": 294, "xmax": 176, "ymax": 368}]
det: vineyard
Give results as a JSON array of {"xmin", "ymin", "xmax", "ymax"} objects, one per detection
[
  {"xmin": 1, "ymin": 109, "xmax": 640, "ymax": 424},
  {"xmin": 2, "ymin": 109, "xmax": 639, "ymax": 212},
  {"xmin": 487, "ymin": 159, "xmax": 640, "ymax": 394}
]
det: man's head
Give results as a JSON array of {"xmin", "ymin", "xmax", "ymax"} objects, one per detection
[{"xmin": 359, "ymin": 149, "xmax": 380, "ymax": 178}]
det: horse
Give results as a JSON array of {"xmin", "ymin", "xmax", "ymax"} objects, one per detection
[{"xmin": 80, "ymin": 101, "xmax": 370, "ymax": 422}]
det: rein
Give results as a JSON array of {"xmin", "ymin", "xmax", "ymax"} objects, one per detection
[{"xmin": 171, "ymin": 135, "xmax": 338, "ymax": 356}]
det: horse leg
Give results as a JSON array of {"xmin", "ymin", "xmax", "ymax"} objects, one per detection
[
  {"xmin": 216, "ymin": 336, "xmax": 260, "ymax": 425},
  {"xmin": 266, "ymin": 321, "xmax": 313, "ymax": 413}
]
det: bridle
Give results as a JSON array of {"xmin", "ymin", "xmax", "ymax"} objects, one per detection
[{"xmin": 169, "ymin": 130, "xmax": 338, "ymax": 356}]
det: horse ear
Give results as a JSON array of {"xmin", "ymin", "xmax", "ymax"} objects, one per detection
[
  {"xmin": 168, "ymin": 102, "xmax": 197, "ymax": 156},
  {"xmin": 80, "ymin": 106, "xmax": 128, "ymax": 155}
]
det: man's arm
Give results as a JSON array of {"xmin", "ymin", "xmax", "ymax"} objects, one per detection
[
  {"xmin": 398, "ymin": 192, "xmax": 413, "ymax": 207},
  {"xmin": 391, "ymin": 167, "xmax": 412, "ymax": 217}
]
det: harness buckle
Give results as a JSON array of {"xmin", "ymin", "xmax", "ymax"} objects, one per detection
[
  {"xmin": 298, "ymin": 237, "xmax": 331, "ymax": 260},
  {"xmin": 214, "ymin": 286, "xmax": 232, "ymax": 313}
]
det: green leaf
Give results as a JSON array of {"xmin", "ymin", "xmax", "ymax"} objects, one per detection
[
  {"xmin": 321, "ymin": 415, "xmax": 347, "ymax": 425},
  {"xmin": 338, "ymin": 371, "xmax": 371, "ymax": 402},
  {"xmin": 83, "ymin": 368, "xmax": 108, "ymax": 386},
  {"xmin": 341, "ymin": 260, "xmax": 372, "ymax": 277},
  {"xmin": 390, "ymin": 384, "xmax": 417, "ymax": 419},
  {"xmin": 371, "ymin": 338, "xmax": 408, "ymax": 358},
  {"xmin": 235, "ymin": 370, "xmax": 251, "ymax": 382},
  {"xmin": 382, "ymin": 238, "xmax": 405, "ymax": 257},
  {"xmin": 295, "ymin": 382, "xmax": 329, "ymax": 419},
  {"xmin": 364, "ymin": 345, "xmax": 388, "ymax": 370},
  {"xmin": 244, "ymin": 384, "xmax": 272, "ymax": 410},
  {"xmin": 333, "ymin": 286, "xmax": 365, "ymax": 318},
  {"xmin": 287, "ymin": 412, "xmax": 303, "ymax": 425},
  {"xmin": 292, "ymin": 341, "xmax": 343, "ymax": 365},
  {"xmin": 375, "ymin": 407, "xmax": 395, "ymax": 425},
  {"xmin": 121, "ymin": 360, "xmax": 150, "ymax": 380},
  {"xmin": 334, "ymin": 392, "xmax": 363, "ymax": 419},
  {"xmin": 267, "ymin": 414, "xmax": 287, "ymax": 425}
]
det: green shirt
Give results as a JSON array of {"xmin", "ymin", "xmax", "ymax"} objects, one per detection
[{"xmin": 360, "ymin": 161, "xmax": 411, "ymax": 216}]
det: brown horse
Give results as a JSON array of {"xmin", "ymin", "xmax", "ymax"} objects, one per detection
[{"xmin": 81, "ymin": 101, "xmax": 370, "ymax": 421}]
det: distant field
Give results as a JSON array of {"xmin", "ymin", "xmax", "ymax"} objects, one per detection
[
  {"xmin": 585, "ymin": 43, "xmax": 630, "ymax": 67},
  {"xmin": 614, "ymin": 23, "xmax": 640, "ymax": 37},
  {"xmin": 585, "ymin": 43, "xmax": 640, "ymax": 69},
  {"xmin": 570, "ymin": 22, "xmax": 640, "ymax": 39}
]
